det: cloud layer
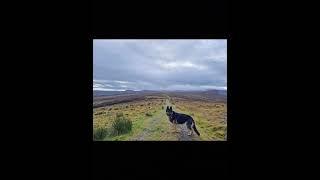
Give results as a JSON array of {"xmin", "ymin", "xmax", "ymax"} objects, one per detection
[{"xmin": 93, "ymin": 39, "xmax": 227, "ymax": 91}]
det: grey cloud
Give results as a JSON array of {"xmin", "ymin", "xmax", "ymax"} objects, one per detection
[{"xmin": 93, "ymin": 40, "xmax": 227, "ymax": 91}]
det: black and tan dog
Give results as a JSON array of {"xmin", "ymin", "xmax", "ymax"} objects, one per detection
[{"xmin": 166, "ymin": 106, "xmax": 200, "ymax": 136}]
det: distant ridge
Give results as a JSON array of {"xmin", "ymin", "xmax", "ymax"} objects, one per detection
[{"xmin": 93, "ymin": 89, "xmax": 227, "ymax": 100}]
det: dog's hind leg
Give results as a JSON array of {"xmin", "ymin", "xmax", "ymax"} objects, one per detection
[{"xmin": 186, "ymin": 121, "xmax": 193, "ymax": 136}]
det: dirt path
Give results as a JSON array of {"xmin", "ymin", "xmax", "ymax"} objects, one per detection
[
  {"xmin": 131, "ymin": 111, "xmax": 163, "ymax": 141},
  {"xmin": 130, "ymin": 95, "xmax": 200, "ymax": 141}
]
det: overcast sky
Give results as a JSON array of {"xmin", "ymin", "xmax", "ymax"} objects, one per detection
[{"xmin": 93, "ymin": 39, "xmax": 227, "ymax": 91}]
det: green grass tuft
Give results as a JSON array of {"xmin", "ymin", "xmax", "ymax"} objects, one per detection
[
  {"xmin": 93, "ymin": 128, "xmax": 108, "ymax": 141},
  {"xmin": 111, "ymin": 114, "xmax": 132, "ymax": 135}
]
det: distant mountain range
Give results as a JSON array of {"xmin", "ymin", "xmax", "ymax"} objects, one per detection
[
  {"xmin": 93, "ymin": 90, "xmax": 137, "ymax": 96},
  {"xmin": 203, "ymin": 89, "xmax": 227, "ymax": 96},
  {"xmin": 93, "ymin": 89, "xmax": 227, "ymax": 97}
]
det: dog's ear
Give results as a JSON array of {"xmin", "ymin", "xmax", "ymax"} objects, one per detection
[
  {"xmin": 170, "ymin": 106, "xmax": 172, "ymax": 111},
  {"xmin": 166, "ymin": 106, "xmax": 169, "ymax": 110}
]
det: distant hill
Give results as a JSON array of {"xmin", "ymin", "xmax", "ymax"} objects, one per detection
[
  {"xmin": 93, "ymin": 90, "xmax": 140, "ymax": 97},
  {"xmin": 93, "ymin": 89, "xmax": 169, "ymax": 97},
  {"xmin": 164, "ymin": 89, "xmax": 227, "ymax": 102},
  {"xmin": 94, "ymin": 89, "xmax": 226, "ymax": 101},
  {"xmin": 203, "ymin": 89, "xmax": 227, "ymax": 96},
  {"xmin": 93, "ymin": 91, "xmax": 123, "ymax": 96}
]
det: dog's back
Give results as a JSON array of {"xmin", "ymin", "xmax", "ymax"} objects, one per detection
[{"xmin": 172, "ymin": 112, "xmax": 193, "ymax": 124}]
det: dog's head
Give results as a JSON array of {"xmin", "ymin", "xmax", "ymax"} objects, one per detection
[{"xmin": 166, "ymin": 106, "xmax": 173, "ymax": 116}]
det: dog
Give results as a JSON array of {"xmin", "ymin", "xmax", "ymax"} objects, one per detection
[{"xmin": 165, "ymin": 106, "xmax": 200, "ymax": 136}]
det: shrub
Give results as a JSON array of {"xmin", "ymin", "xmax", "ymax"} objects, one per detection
[
  {"xmin": 112, "ymin": 114, "xmax": 132, "ymax": 135},
  {"xmin": 93, "ymin": 128, "xmax": 108, "ymax": 141}
]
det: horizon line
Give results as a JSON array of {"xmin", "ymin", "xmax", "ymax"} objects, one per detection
[{"xmin": 93, "ymin": 88, "xmax": 227, "ymax": 92}]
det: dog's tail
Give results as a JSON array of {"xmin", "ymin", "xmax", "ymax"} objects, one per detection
[{"xmin": 192, "ymin": 121, "xmax": 200, "ymax": 136}]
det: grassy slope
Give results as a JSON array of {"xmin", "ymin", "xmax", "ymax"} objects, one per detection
[
  {"xmin": 171, "ymin": 98, "xmax": 227, "ymax": 141},
  {"xmin": 93, "ymin": 96, "xmax": 166, "ymax": 140},
  {"xmin": 93, "ymin": 94, "xmax": 227, "ymax": 141}
]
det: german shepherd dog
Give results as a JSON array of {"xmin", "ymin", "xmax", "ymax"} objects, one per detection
[{"xmin": 166, "ymin": 106, "xmax": 200, "ymax": 136}]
